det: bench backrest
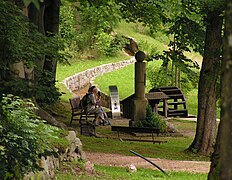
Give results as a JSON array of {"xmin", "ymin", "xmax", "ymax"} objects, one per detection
[{"xmin": 69, "ymin": 96, "xmax": 81, "ymax": 111}]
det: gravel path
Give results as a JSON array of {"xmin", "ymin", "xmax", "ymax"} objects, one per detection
[{"xmin": 86, "ymin": 152, "xmax": 210, "ymax": 174}]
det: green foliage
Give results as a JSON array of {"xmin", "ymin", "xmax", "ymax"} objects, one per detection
[
  {"xmin": 115, "ymin": 0, "xmax": 163, "ymax": 31},
  {"xmin": 144, "ymin": 1, "xmax": 202, "ymax": 94},
  {"xmin": 59, "ymin": 1, "xmax": 79, "ymax": 60},
  {"xmin": 0, "ymin": 94, "xmax": 62, "ymax": 179},
  {"xmin": 146, "ymin": 56, "xmax": 199, "ymax": 94},
  {"xmin": 111, "ymin": 1, "xmax": 203, "ymax": 95},
  {"xmin": 138, "ymin": 39, "xmax": 159, "ymax": 57},
  {"xmin": 94, "ymin": 31, "xmax": 125, "ymax": 56},
  {"xmin": 0, "ymin": 0, "xmax": 66, "ymax": 104},
  {"xmin": 59, "ymin": 0, "xmax": 123, "ymax": 58},
  {"xmin": 75, "ymin": 0, "xmax": 122, "ymax": 56},
  {"xmin": 35, "ymin": 70, "xmax": 61, "ymax": 104},
  {"xmin": 0, "ymin": 1, "xmax": 61, "ymax": 69},
  {"xmin": 0, "ymin": 0, "xmax": 29, "ymax": 67},
  {"xmin": 136, "ymin": 104, "xmax": 167, "ymax": 132},
  {"xmin": 23, "ymin": 0, "xmax": 41, "ymax": 9}
]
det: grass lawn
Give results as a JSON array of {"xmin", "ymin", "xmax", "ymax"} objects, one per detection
[
  {"xmin": 56, "ymin": 163, "xmax": 207, "ymax": 180},
  {"xmin": 79, "ymin": 119, "xmax": 209, "ymax": 162},
  {"xmin": 54, "ymin": 118, "xmax": 209, "ymax": 179},
  {"xmin": 56, "ymin": 54, "xmax": 130, "ymax": 102},
  {"xmin": 94, "ymin": 64, "xmax": 135, "ymax": 99}
]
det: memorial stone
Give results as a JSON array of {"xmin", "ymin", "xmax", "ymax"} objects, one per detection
[
  {"xmin": 109, "ymin": 85, "xmax": 121, "ymax": 119},
  {"xmin": 130, "ymin": 51, "xmax": 148, "ymax": 126}
]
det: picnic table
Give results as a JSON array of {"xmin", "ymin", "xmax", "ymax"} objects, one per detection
[{"xmin": 145, "ymin": 92, "xmax": 169, "ymax": 117}]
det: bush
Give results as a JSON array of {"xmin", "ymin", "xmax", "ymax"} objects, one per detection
[
  {"xmin": 35, "ymin": 70, "xmax": 61, "ymax": 104},
  {"xmin": 75, "ymin": 0, "xmax": 122, "ymax": 56},
  {"xmin": 136, "ymin": 104, "xmax": 167, "ymax": 132},
  {"xmin": 94, "ymin": 31, "xmax": 124, "ymax": 56},
  {"xmin": 0, "ymin": 94, "xmax": 62, "ymax": 179}
]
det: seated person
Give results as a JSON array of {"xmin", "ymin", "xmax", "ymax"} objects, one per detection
[
  {"xmin": 96, "ymin": 91, "xmax": 111, "ymax": 125},
  {"xmin": 86, "ymin": 86, "xmax": 105, "ymax": 126}
]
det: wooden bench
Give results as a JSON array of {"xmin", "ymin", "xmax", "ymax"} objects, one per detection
[
  {"xmin": 111, "ymin": 126, "xmax": 167, "ymax": 144},
  {"xmin": 69, "ymin": 96, "xmax": 95, "ymax": 125}
]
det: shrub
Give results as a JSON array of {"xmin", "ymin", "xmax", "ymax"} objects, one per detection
[
  {"xmin": 136, "ymin": 104, "xmax": 167, "ymax": 132},
  {"xmin": 75, "ymin": 0, "xmax": 122, "ymax": 56},
  {"xmin": 0, "ymin": 94, "xmax": 62, "ymax": 179},
  {"xmin": 35, "ymin": 70, "xmax": 61, "ymax": 104},
  {"xmin": 94, "ymin": 30, "xmax": 124, "ymax": 56}
]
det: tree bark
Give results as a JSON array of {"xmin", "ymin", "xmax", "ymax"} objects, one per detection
[
  {"xmin": 27, "ymin": 1, "xmax": 62, "ymax": 126},
  {"xmin": 43, "ymin": 0, "xmax": 60, "ymax": 81},
  {"xmin": 209, "ymin": 2, "xmax": 232, "ymax": 179},
  {"xmin": 208, "ymin": 121, "xmax": 221, "ymax": 179},
  {"xmin": 28, "ymin": 3, "xmax": 46, "ymax": 81},
  {"xmin": 219, "ymin": 1, "xmax": 232, "ymax": 177},
  {"xmin": 188, "ymin": 10, "xmax": 223, "ymax": 155},
  {"xmin": 208, "ymin": 1, "xmax": 232, "ymax": 179}
]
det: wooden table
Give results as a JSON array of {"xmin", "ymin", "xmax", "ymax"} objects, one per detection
[{"xmin": 145, "ymin": 92, "xmax": 169, "ymax": 117}]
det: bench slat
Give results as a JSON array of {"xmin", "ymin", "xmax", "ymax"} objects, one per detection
[{"xmin": 111, "ymin": 126, "xmax": 160, "ymax": 134}]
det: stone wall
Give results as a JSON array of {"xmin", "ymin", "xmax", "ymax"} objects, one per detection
[
  {"xmin": 24, "ymin": 131, "xmax": 85, "ymax": 180},
  {"xmin": 63, "ymin": 57, "xmax": 135, "ymax": 93}
]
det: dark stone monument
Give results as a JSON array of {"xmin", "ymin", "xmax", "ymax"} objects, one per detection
[{"xmin": 130, "ymin": 51, "xmax": 148, "ymax": 126}]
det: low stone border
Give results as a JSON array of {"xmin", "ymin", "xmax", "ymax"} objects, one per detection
[
  {"xmin": 24, "ymin": 131, "xmax": 86, "ymax": 179},
  {"xmin": 63, "ymin": 57, "xmax": 135, "ymax": 93}
]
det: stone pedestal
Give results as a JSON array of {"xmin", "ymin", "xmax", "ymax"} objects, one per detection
[
  {"xmin": 130, "ymin": 98, "xmax": 148, "ymax": 126},
  {"xmin": 129, "ymin": 51, "xmax": 148, "ymax": 126}
]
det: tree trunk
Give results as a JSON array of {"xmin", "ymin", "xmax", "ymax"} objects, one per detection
[
  {"xmin": 178, "ymin": 70, "xmax": 180, "ymax": 88},
  {"xmin": 209, "ymin": 2, "xmax": 232, "ymax": 179},
  {"xmin": 219, "ymin": 1, "xmax": 232, "ymax": 177},
  {"xmin": 28, "ymin": 0, "xmax": 60, "ymax": 82},
  {"xmin": 208, "ymin": 121, "xmax": 221, "ymax": 179},
  {"xmin": 188, "ymin": 10, "xmax": 223, "ymax": 155},
  {"xmin": 28, "ymin": 3, "xmax": 46, "ymax": 81},
  {"xmin": 171, "ymin": 62, "xmax": 174, "ymax": 86},
  {"xmin": 43, "ymin": 0, "xmax": 60, "ymax": 81}
]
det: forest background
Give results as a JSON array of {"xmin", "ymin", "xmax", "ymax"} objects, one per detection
[{"xmin": 0, "ymin": 0, "xmax": 230, "ymax": 179}]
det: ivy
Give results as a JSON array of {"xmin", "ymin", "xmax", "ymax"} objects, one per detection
[{"xmin": 0, "ymin": 0, "xmax": 67, "ymax": 104}]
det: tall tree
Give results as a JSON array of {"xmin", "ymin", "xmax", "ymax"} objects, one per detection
[
  {"xmin": 28, "ymin": 0, "xmax": 61, "ymax": 103},
  {"xmin": 188, "ymin": 7, "xmax": 224, "ymax": 155},
  {"xmin": 0, "ymin": 0, "xmax": 66, "ymax": 128},
  {"xmin": 0, "ymin": 0, "xmax": 62, "ymax": 104},
  {"xmin": 208, "ymin": 0, "xmax": 232, "ymax": 178},
  {"xmin": 117, "ymin": 0, "xmax": 225, "ymax": 155}
]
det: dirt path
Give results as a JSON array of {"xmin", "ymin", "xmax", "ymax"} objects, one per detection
[{"xmin": 86, "ymin": 152, "xmax": 210, "ymax": 174}]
